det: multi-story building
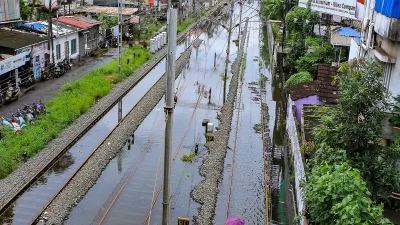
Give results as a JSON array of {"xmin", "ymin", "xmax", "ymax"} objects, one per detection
[{"xmin": 0, "ymin": 0, "xmax": 20, "ymax": 22}]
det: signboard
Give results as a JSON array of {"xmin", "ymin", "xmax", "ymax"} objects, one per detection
[
  {"xmin": 178, "ymin": 217, "xmax": 189, "ymax": 225},
  {"xmin": 299, "ymin": 0, "xmax": 357, "ymax": 19},
  {"xmin": 32, "ymin": 42, "xmax": 48, "ymax": 80},
  {"xmin": 16, "ymin": 47, "xmax": 32, "ymax": 62},
  {"xmin": 0, "ymin": 53, "xmax": 27, "ymax": 75},
  {"xmin": 206, "ymin": 134, "xmax": 214, "ymax": 142}
]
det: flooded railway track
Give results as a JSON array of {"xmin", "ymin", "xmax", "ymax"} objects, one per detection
[{"xmin": 0, "ymin": 20, "xmax": 209, "ymax": 225}]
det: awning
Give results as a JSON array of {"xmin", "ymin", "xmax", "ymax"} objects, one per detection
[
  {"xmin": 373, "ymin": 47, "xmax": 397, "ymax": 63},
  {"xmin": 331, "ymin": 26, "xmax": 361, "ymax": 47}
]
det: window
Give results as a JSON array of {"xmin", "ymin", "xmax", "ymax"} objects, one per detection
[
  {"xmin": 71, "ymin": 39, "xmax": 77, "ymax": 54},
  {"xmin": 56, "ymin": 44, "xmax": 61, "ymax": 60}
]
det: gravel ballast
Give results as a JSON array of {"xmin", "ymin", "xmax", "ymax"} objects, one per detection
[
  {"xmin": 0, "ymin": 5, "xmax": 224, "ymax": 212},
  {"xmin": 190, "ymin": 21, "xmax": 249, "ymax": 225},
  {"xmin": 41, "ymin": 46, "xmax": 193, "ymax": 224}
]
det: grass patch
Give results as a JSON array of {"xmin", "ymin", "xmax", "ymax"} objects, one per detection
[
  {"xmin": 177, "ymin": 18, "xmax": 195, "ymax": 33},
  {"xmin": 0, "ymin": 45, "xmax": 152, "ymax": 178},
  {"xmin": 181, "ymin": 152, "xmax": 197, "ymax": 162}
]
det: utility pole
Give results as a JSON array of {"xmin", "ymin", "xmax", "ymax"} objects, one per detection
[
  {"xmin": 118, "ymin": 0, "xmax": 122, "ymax": 74},
  {"xmin": 48, "ymin": 0, "xmax": 55, "ymax": 68},
  {"xmin": 118, "ymin": 0, "xmax": 123, "ymax": 122},
  {"xmin": 237, "ymin": 1, "xmax": 242, "ymax": 40},
  {"xmin": 223, "ymin": 0, "xmax": 234, "ymax": 104},
  {"xmin": 162, "ymin": 8, "xmax": 177, "ymax": 225}
]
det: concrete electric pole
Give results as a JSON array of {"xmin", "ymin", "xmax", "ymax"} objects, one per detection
[
  {"xmin": 162, "ymin": 7, "xmax": 177, "ymax": 225},
  {"xmin": 118, "ymin": 0, "xmax": 123, "ymax": 121},
  {"xmin": 223, "ymin": 0, "xmax": 234, "ymax": 104}
]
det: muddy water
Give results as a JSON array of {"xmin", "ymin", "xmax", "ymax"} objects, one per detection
[{"xmin": 64, "ymin": 16, "xmax": 239, "ymax": 225}]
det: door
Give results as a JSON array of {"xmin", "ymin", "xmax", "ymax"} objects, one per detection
[{"xmin": 64, "ymin": 41, "xmax": 69, "ymax": 60}]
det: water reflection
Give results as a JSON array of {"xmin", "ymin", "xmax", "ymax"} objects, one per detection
[{"xmin": 48, "ymin": 152, "xmax": 75, "ymax": 175}]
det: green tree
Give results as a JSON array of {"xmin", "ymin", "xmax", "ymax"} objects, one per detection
[
  {"xmin": 303, "ymin": 162, "xmax": 392, "ymax": 225},
  {"xmin": 261, "ymin": 0, "xmax": 284, "ymax": 20},
  {"xmin": 20, "ymin": 0, "xmax": 32, "ymax": 20},
  {"xmin": 313, "ymin": 59, "xmax": 400, "ymax": 206},
  {"xmin": 96, "ymin": 14, "xmax": 118, "ymax": 29}
]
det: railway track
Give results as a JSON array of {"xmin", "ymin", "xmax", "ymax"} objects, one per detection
[{"xmin": 0, "ymin": 18, "xmax": 215, "ymax": 225}]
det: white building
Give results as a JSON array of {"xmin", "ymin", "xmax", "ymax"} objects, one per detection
[
  {"xmin": 349, "ymin": 0, "xmax": 400, "ymax": 97},
  {"xmin": 21, "ymin": 21, "xmax": 81, "ymax": 64},
  {"xmin": 50, "ymin": 20, "xmax": 81, "ymax": 64}
]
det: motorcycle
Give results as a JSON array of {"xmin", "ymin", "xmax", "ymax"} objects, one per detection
[
  {"xmin": 2, "ymin": 117, "xmax": 22, "ymax": 135},
  {"xmin": 24, "ymin": 105, "xmax": 39, "ymax": 119},
  {"xmin": 17, "ymin": 109, "xmax": 35, "ymax": 126},
  {"xmin": 63, "ymin": 59, "xmax": 71, "ymax": 71},
  {"xmin": 32, "ymin": 101, "xmax": 49, "ymax": 115},
  {"xmin": 4, "ymin": 83, "xmax": 21, "ymax": 103},
  {"xmin": 54, "ymin": 62, "xmax": 65, "ymax": 78},
  {"xmin": 0, "ymin": 92, "xmax": 4, "ymax": 107}
]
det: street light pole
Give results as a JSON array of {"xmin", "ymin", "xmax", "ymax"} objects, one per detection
[
  {"xmin": 223, "ymin": 0, "xmax": 234, "ymax": 104},
  {"xmin": 162, "ymin": 8, "xmax": 177, "ymax": 225},
  {"xmin": 237, "ymin": 1, "xmax": 242, "ymax": 40},
  {"xmin": 118, "ymin": 0, "xmax": 122, "ymax": 74}
]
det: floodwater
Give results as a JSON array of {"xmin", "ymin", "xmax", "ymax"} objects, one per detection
[
  {"xmin": 64, "ymin": 13, "xmax": 239, "ymax": 225},
  {"xmin": 0, "ymin": 31, "xmax": 194, "ymax": 225},
  {"xmin": 213, "ymin": 2, "xmax": 266, "ymax": 224}
]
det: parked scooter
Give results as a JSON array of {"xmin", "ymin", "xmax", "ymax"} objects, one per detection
[
  {"xmin": 4, "ymin": 83, "xmax": 21, "ymax": 103},
  {"xmin": 24, "ymin": 105, "xmax": 39, "ymax": 119},
  {"xmin": 2, "ymin": 117, "xmax": 22, "ymax": 135},
  {"xmin": 17, "ymin": 109, "xmax": 35, "ymax": 126},
  {"xmin": 11, "ymin": 113, "xmax": 27, "ymax": 129}
]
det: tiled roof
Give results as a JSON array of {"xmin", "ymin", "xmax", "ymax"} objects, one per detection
[
  {"xmin": 55, "ymin": 16, "xmax": 100, "ymax": 29},
  {"xmin": 316, "ymin": 64, "xmax": 339, "ymax": 104},
  {"xmin": 289, "ymin": 64, "xmax": 339, "ymax": 103},
  {"xmin": 289, "ymin": 81, "xmax": 316, "ymax": 101},
  {"xmin": 0, "ymin": 28, "xmax": 47, "ymax": 50}
]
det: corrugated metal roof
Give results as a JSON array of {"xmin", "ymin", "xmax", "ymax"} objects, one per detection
[
  {"xmin": 375, "ymin": 0, "xmax": 400, "ymax": 19},
  {"xmin": 56, "ymin": 16, "xmax": 100, "ymax": 29},
  {"xmin": 0, "ymin": 28, "xmax": 47, "ymax": 50},
  {"xmin": 337, "ymin": 27, "xmax": 360, "ymax": 37}
]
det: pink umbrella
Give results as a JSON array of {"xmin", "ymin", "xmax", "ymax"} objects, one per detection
[{"xmin": 226, "ymin": 217, "xmax": 245, "ymax": 225}]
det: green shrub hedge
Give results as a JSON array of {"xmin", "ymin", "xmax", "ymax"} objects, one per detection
[
  {"xmin": 285, "ymin": 71, "xmax": 313, "ymax": 88},
  {"xmin": 0, "ymin": 46, "xmax": 152, "ymax": 178}
]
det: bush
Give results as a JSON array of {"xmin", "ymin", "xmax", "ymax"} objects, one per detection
[
  {"xmin": 295, "ymin": 44, "xmax": 337, "ymax": 76},
  {"xmin": 285, "ymin": 71, "xmax": 312, "ymax": 87},
  {"xmin": 0, "ymin": 46, "xmax": 152, "ymax": 178},
  {"xmin": 177, "ymin": 18, "xmax": 194, "ymax": 33},
  {"xmin": 303, "ymin": 163, "xmax": 392, "ymax": 225}
]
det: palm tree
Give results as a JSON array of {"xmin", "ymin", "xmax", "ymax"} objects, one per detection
[{"xmin": 262, "ymin": 0, "xmax": 284, "ymax": 20}]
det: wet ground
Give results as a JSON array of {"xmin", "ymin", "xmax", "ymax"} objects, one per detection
[{"xmin": 63, "ymin": 15, "xmax": 238, "ymax": 225}]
